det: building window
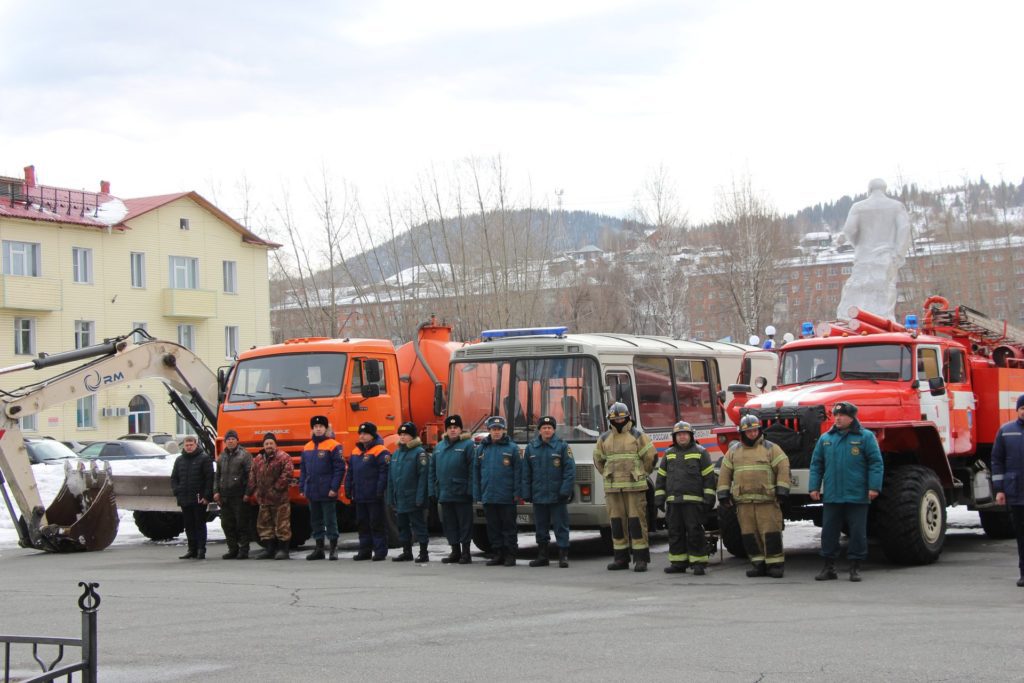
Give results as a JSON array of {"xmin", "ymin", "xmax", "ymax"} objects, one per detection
[
  {"xmin": 841, "ymin": 266, "xmax": 853, "ymax": 275},
  {"xmin": 127, "ymin": 395, "xmax": 152, "ymax": 434},
  {"xmin": 77, "ymin": 395, "xmax": 97, "ymax": 429},
  {"xmin": 225, "ymin": 326, "xmax": 239, "ymax": 358},
  {"xmin": 132, "ymin": 321, "xmax": 148, "ymax": 344},
  {"xmin": 827, "ymin": 266, "xmax": 838, "ymax": 276},
  {"xmin": 223, "ymin": 261, "xmax": 237, "ymax": 294},
  {"xmin": 169, "ymin": 256, "xmax": 199, "ymax": 289},
  {"xmin": 74, "ymin": 321, "xmax": 94, "ymax": 349},
  {"xmin": 791, "ymin": 284, "xmax": 800, "ymax": 293},
  {"xmin": 130, "ymin": 252, "xmax": 146, "ymax": 288},
  {"xmin": 2, "ymin": 240, "xmax": 40, "ymax": 277},
  {"xmin": 14, "ymin": 317, "xmax": 34, "ymax": 355},
  {"xmin": 815, "ymin": 282, "xmax": 823, "ymax": 290},
  {"xmin": 791, "ymin": 272, "xmax": 799, "ymax": 280},
  {"xmin": 72, "ymin": 247, "xmax": 93, "ymax": 284},
  {"xmin": 178, "ymin": 324, "xmax": 195, "ymax": 351},
  {"xmin": 180, "ymin": 218, "xmax": 190, "ymax": 230},
  {"xmin": 20, "ymin": 414, "xmax": 38, "ymax": 432},
  {"xmin": 176, "ymin": 407, "xmax": 201, "ymax": 437}
]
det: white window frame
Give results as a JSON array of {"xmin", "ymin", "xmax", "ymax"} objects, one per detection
[
  {"xmin": 130, "ymin": 252, "xmax": 146, "ymax": 288},
  {"xmin": 14, "ymin": 317, "xmax": 34, "ymax": 355},
  {"xmin": 20, "ymin": 414, "xmax": 38, "ymax": 432},
  {"xmin": 74, "ymin": 320, "xmax": 94, "ymax": 349},
  {"xmin": 132, "ymin": 321, "xmax": 148, "ymax": 344},
  {"xmin": 2, "ymin": 240, "xmax": 41, "ymax": 277},
  {"xmin": 169, "ymin": 256, "xmax": 199, "ymax": 290},
  {"xmin": 222, "ymin": 260, "xmax": 237, "ymax": 294},
  {"xmin": 225, "ymin": 326, "xmax": 239, "ymax": 358},
  {"xmin": 178, "ymin": 324, "xmax": 196, "ymax": 351},
  {"xmin": 72, "ymin": 247, "xmax": 93, "ymax": 284},
  {"xmin": 77, "ymin": 395, "xmax": 97, "ymax": 429}
]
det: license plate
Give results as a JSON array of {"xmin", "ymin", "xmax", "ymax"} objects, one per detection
[{"xmin": 516, "ymin": 514, "xmax": 532, "ymax": 524}]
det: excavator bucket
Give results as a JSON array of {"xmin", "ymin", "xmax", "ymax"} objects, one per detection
[{"xmin": 35, "ymin": 460, "xmax": 119, "ymax": 553}]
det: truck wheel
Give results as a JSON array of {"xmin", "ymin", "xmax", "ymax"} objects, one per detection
[
  {"xmin": 717, "ymin": 505, "xmax": 748, "ymax": 558},
  {"xmin": 133, "ymin": 511, "xmax": 184, "ymax": 541},
  {"xmin": 874, "ymin": 465, "xmax": 946, "ymax": 565},
  {"xmin": 979, "ymin": 510, "xmax": 1016, "ymax": 539},
  {"xmin": 289, "ymin": 504, "xmax": 311, "ymax": 549},
  {"xmin": 472, "ymin": 525, "xmax": 492, "ymax": 553}
]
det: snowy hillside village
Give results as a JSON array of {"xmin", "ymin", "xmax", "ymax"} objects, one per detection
[{"xmin": 271, "ymin": 178, "xmax": 1024, "ymax": 345}]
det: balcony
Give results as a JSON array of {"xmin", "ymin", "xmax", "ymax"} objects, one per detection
[
  {"xmin": 161, "ymin": 288, "xmax": 217, "ymax": 318},
  {"xmin": 0, "ymin": 275, "xmax": 62, "ymax": 311}
]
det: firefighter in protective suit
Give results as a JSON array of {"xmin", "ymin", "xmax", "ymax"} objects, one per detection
[
  {"xmin": 594, "ymin": 402, "xmax": 657, "ymax": 572},
  {"xmin": 717, "ymin": 414, "xmax": 790, "ymax": 578},
  {"xmin": 655, "ymin": 421, "xmax": 716, "ymax": 575}
]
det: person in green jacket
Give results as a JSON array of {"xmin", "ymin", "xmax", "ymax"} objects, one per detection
[
  {"xmin": 809, "ymin": 402, "xmax": 884, "ymax": 582},
  {"xmin": 429, "ymin": 415, "xmax": 475, "ymax": 564},
  {"xmin": 388, "ymin": 422, "xmax": 430, "ymax": 563}
]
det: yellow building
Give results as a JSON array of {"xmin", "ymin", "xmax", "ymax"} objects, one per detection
[{"xmin": 0, "ymin": 166, "xmax": 277, "ymax": 441}]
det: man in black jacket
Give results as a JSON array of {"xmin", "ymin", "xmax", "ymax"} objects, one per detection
[
  {"xmin": 171, "ymin": 435, "xmax": 214, "ymax": 560},
  {"xmin": 213, "ymin": 429, "xmax": 253, "ymax": 559}
]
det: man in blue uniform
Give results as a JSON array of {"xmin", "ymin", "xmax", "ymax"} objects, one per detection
[
  {"xmin": 992, "ymin": 394, "xmax": 1024, "ymax": 587},
  {"xmin": 473, "ymin": 415, "xmax": 521, "ymax": 567},
  {"xmin": 344, "ymin": 422, "xmax": 390, "ymax": 561},
  {"xmin": 298, "ymin": 415, "xmax": 345, "ymax": 561},
  {"xmin": 522, "ymin": 416, "xmax": 575, "ymax": 568},
  {"xmin": 429, "ymin": 415, "xmax": 475, "ymax": 564}
]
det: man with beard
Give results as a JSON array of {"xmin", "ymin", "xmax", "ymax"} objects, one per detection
[{"xmin": 248, "ymin": 433, "xmax": 294, "ymax": 560}]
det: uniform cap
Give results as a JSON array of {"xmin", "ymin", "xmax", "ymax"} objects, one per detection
[
  {"xmin": 397, "ymin": 421, "xmax": 417, "ymax": 437},
  {"xmin": 538, "ymin": 416, "xmax": 557, "ymax": 429},
  {"xmin": 833, "ymin": 402, "xmax": 858, "ymax": 417},
  {"xmin": 739, "ymin": 414, "xmax": 761, "ymax": 431},
  {"xmin": 358, "ymin": 422, "xmax": 378, "ymax": 436},
  {"xmin": 445, "ymin": 415, "xmax": 464, "ymax": 429},
  {"xmin": 485, "ymin": 415, "xmax": 507, "ymax": 430},
  {"xmin": 310, "ymin": 415, "xmax": 329, "ymax": 428}
]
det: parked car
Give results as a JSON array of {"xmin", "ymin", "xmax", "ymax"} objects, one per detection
[
  {"xmin": 25, "ymin": 438, "xmax": 79, "ymax": 465},
  {"xmin": 117, "ymin": 432, "xmax": 176, "ymax": 446},
  {"xmin": 79, "ymin": 440, "xmax": 169, "ymax": 461},
  {"xmin": 42, "ymin": 436, "xmax": 92, "ymax": 453}
]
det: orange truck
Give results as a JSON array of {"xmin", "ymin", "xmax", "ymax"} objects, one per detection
[
  {"xmin": 212, "ymin": 318, "xmax": 461, "ymax": 546},
  {"xmin": 714, "ymin": 296, "xmax": 1024, "ymax": 565}
]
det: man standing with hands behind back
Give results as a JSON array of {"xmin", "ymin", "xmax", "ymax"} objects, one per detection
[
  {"xmin": 992, "ymin": 394, "xmax": 1024, "ymax": 587},
  {"xmin": 809, "ymin": 401, "xmax": 884, "ymax": 582}
]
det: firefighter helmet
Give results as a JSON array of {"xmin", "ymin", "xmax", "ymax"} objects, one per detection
[
  {"xmin": 672, "ymin": 421, "xmax": 694, "ymax": 436},
  {"xmin": 607, "ymin": 402, "xmax": 631, "ymax": 421},
  {"xmin": 738, "ymin": 414, "xmax": 761, "ymax": 431}
]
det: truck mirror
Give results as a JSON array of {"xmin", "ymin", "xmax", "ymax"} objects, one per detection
[
  {"xmin": 360, "ymin": 384, "xmax": 381, "ymax": 399},
  {"xmin": 433, "ymin": 384, "xmax": 446, "ymax": 417},
  {"xmin": 928, "ymin": 376, "xmax": 946, "ymax": 396},
  {"xmin": 364, "ymin": 359, "xmax": 383, "ymax": 384},
  {"xmin": 727, "ymin": 384, "xmax": 751, "ymax": 395},
  {"xmin": 217, "ymin": 368, "xmax": 228, "ymax": 402}
]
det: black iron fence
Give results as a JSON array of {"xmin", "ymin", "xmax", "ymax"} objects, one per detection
[{"xmin": 0, "ymin": 581, "xmax": 99, "ymax": 682}]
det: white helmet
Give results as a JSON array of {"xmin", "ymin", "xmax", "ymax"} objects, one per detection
[
  {"xmin": 782, "ymin": 332, "xmax": 795, "ymax": 343},
  {"xmin": 748, "ymin": 335, "xmax": 761, "ymax": 346},
  {"xmin": 765, "ymin": 325, "xmax": 776, "ymax": 336}
]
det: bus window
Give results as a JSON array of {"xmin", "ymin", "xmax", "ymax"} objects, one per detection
[
  {"xmin": 635, "ymin": 356, "xmax": 675, "ymax": 429},
  {"xmin": 675, "ymin": 358, "xmax": 713, "ymax": 425},
  {"xmin": 605, "ymin": 371, "xmax": 635, "ymax": 418}
]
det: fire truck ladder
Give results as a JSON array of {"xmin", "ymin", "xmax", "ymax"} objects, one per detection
[{"xmin": 927, "ymin": 303, "xmax": 1024, "ymax": 348}]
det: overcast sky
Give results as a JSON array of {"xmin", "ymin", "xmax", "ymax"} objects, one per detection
[{"xmin": 2, "ymin": 0, "xmax": 1021, "ymax": 236}]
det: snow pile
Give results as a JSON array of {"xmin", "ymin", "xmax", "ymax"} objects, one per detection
[{"xmin": 94, "ymin": 198, "xmax": 128, "ymax": 225}]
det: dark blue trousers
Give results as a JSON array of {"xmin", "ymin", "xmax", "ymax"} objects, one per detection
[
  {"xmin": 441, "ymin": 502, "xmax": 472, "ymax": 545},
  {"xmin": 820, "ymin": 503, "xmax": 870, "ymax": 561},
  {"xmin": 1011, "ymin": 505, "xmax": 1024, "ymax": 575},
  {"xmin": 484, "ymin": 503, "xmax": 517, "ymax": 553},
  {"xmin": 356, "ymin": 500, "xmax": 388, "ymax": 556},
  {"xmin": 532, "ymin": 502, "xmax": 570, "ymax": 548},
  {"xmin": 397, "ymin": 508, "xmax": 428, "ymax": 544}
]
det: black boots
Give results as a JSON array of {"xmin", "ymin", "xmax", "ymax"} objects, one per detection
[
  {"xmin": 767, "ymin": 563, "xmax": 784, "ymax": 579},
  {"xmin": 607, "ymin": 550, "xmax": 630, "ymax": 571},
  {"xmin": 486, "ymin": 551, "xmax": 505, "ymax": 566},
  {"xmin": 328, "ymin": 539, "xmax": 338, "ymax": 561},
  {"xmin": 558, "ymin": 548, "xmax": 569, "ymax": 569},
  {"xmin": 353, "ymin": 549, "xmax": 372, "ymax": 561},
  {"xmin": 222, "ymin": 546, "xmax": 239, "ymax": 560},
  {"xmin": 529, "ymin": 543, "xmax": 550, "ymax": 567},
  {"xmin": 274, "ymin": 542, "xmax": 289, "ymax": 560},
  {"xmin": 633, "ymin": 560, "xmax": 647, "ymax": 572},
  {"xmin": 691, "ymin": 564, "xmax": 706, "ymax": 576},
  {"xmin": 746, "ymin": 562, "xmax": 767, "ymax": 577},
  {"xmin": 236, "ymin": 544, "xmax": 250, "ymax": 560},
  {"xmin": 179, "ymin": 546, "xmax": 197, "ymax": 560},
  {"xmin": 503, "ymin": 550, "xmax": 516, "ymax": 567},
  {"xmin": 442, "ymin": 545, "xmax": 461, "ymax": 564},
  {"xmin": 664, "ymin": 562, "xmax": 688, "ymax": 574},
  {"xmin": 255, "ymin": 540, "xmax": 276, "ymax": 560},
  {"xmin": 848, "ymin": 560, "xmax": 862, "ymax": 582},
  {"xmin": 196, "ymin": 547, "xmax": 206, "ymax": 560},
  {"xmin": 393, "ymin": 544, "xmax": 414, "ymax": 562},
  {"xmin": 307, "ymin": 539, "xmax": 326, "ymax": 561},
  {"xmin": 415, "ymin": 542, "xmax": 429, "ymax": 563},
  {"xmin": 816, "ymin": 559, "xmax": 838, "ymax": 581},
  {"xmin": 459, "ymin": 542, "xmax": 472, "ymax": 564},
  {"xmin": 1017, "ymin": 576, "xmax": 1024, "ymax": 587}
]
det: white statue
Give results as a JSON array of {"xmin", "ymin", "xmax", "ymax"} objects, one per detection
[{"xmin": 836, "ymin": 178, "xmax": 912, "ymax": 321}]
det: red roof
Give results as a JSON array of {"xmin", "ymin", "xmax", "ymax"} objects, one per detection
[{"xmin": 121, "ymin": 191, "xmax": 279, "ymax": 247}]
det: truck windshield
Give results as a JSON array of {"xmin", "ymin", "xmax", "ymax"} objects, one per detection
[
  {"xmin": 779, "ymin": 348, "xmax": 838, "ymax": 384},
  {"xmin": 839, "ymin": 344, "xmax": 913, "ymax": 381},
  {"xmin": 228, "ymin": 352, "xmax": 346, "ymax": 401},
  {"xmin": 448, "ymin": 356, "xmax": 604, "ymax": 442}
]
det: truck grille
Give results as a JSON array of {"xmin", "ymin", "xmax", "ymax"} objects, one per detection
[{"xmin": 575, "ymin": 463, "xmax": 594, "ymax": 484}]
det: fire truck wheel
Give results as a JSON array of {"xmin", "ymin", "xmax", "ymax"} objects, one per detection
[
  {"xmin": 716, "ymin": 505, "xmax": 748, "ymax": 559},
  {"xmin": 978, "ymin": 510, "xmax": 1016, "ymax": 539},
  {"xmin": 472, "ymin": 525, "xmax": 493, "ymax": 553},
  {"xmin": 875, "ymin": 465, "xmax": 946, "ymax": 565},
  {"xmin": 133, "ymin": 511, "xmax": 184, "ymax": 541}
]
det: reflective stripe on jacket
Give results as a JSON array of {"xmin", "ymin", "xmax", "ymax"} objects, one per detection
[
  {"xmin": 593, "ymin": 421, "xmax": 655, "ymax": 492},
  {"xmin": 344, "ymin": 438, "xmax": 390, "ymax": 502},
  {"xmin": 298, "ymin": 437, "xmax": 345, "ymax": 502},
  {"xmin": 655, "ymin": 442, "xmax": 716, "ymax": 505},
  {"xmin": 717, "ymin": 436, "xmax": 790, "ymax": 503},
  {"xmin": 992, "ymin": 418, "xmax": 1024, "ymax": 506}
]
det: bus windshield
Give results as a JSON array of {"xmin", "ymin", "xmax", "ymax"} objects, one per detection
[
  {"xmin": 228, "ymin": 352, "xmax": 347, "ymax": 401},
  {"xmin": 448, "ymin": 356, "xmax": 604, "ymax": 442}
]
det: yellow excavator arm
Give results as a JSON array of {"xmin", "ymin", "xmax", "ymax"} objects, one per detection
[{"xmin": 0, "ymin": 334, "xmax": 219, "ymax": 552}]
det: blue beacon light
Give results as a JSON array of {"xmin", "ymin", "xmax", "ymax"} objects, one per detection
[{"xmin": 480, "ymin": 326, "xmax": 569, "ymax": 340}]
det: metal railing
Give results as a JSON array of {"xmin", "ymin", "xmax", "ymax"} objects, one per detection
[{"xmin": 0, "ymin": 581, "xmax": 99, "ymax": 683}]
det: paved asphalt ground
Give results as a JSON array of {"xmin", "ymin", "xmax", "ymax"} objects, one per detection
[{"xmin": 0, "ymin": 522, "xmax": 1022, "ymax": 682}]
